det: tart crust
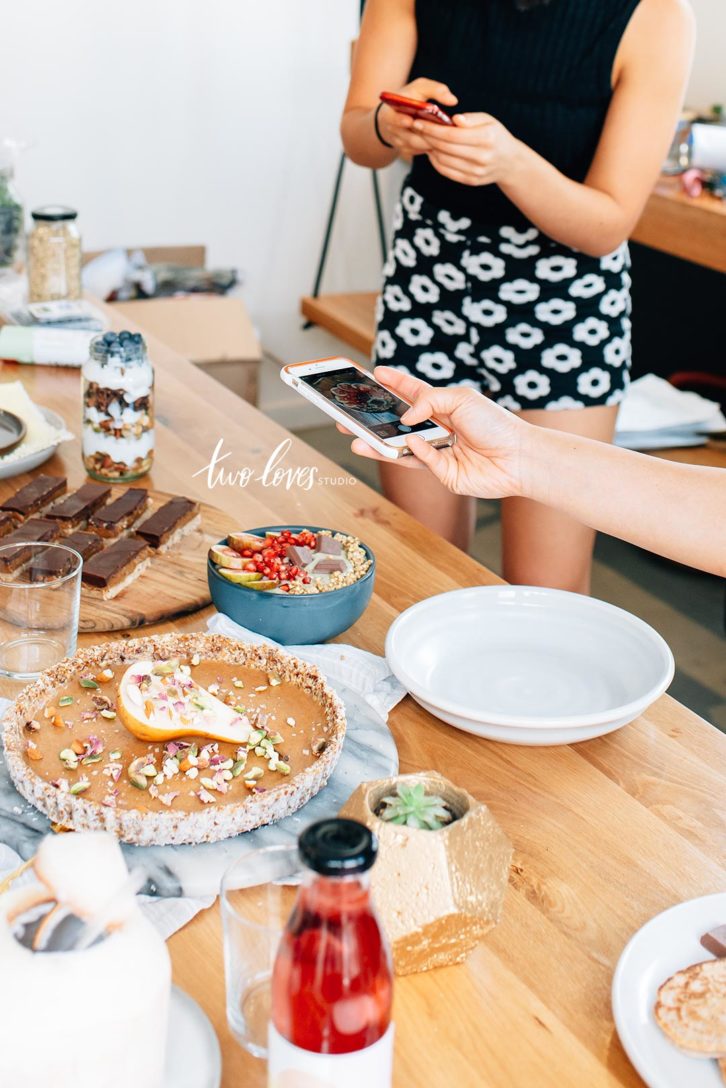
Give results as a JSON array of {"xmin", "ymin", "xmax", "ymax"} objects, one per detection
[{"xmin": 2, "ymin": 632, "xmax": 346, "ymax": 846}]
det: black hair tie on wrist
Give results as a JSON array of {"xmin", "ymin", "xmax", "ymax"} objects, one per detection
[{"xmin": 374, "ymin": 102, "xmax": 395, "ymax": 149}]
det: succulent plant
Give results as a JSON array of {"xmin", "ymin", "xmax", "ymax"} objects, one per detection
[{"xmin": 377, "ymin": 782, "xmax": 454, "ymax": 831}]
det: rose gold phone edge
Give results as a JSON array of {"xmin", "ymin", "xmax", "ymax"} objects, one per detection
[{"xmin": 280, "ymin": 357, "xmax": 455, "ymax": 460}]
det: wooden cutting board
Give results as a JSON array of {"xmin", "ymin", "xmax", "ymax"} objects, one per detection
[{"xmin": 79, "ymin": 489, "xmax": 228, "ymax": 633}]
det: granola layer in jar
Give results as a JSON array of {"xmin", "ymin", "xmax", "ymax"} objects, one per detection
[{"xmin": 82, "ymin": 331, "xmax": 154, "ymax": 482}]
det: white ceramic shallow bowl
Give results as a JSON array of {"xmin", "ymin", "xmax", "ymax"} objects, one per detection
[
  {"xmin": 612, "ymin": 893, "xmax": 726, "ymax": 1088},
  {"xmin": 385, "ymin": 586, "xmax": 674, "ymax": 746},
  {"xmin": 0, "ymin": 407, "xmax": 69, "ymax": 480}
]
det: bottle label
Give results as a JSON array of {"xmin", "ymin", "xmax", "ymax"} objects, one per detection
[{"xmin": 267, "ymin": 1023, "xmax": 394, "ymax": 1088}]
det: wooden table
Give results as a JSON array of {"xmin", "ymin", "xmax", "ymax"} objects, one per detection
[
  {"xmin": 631, "ymin": 175, "xmax": 726, "ymax": 275},
  {"xmin": 2, "ymin": 308, "xmax": 725, "ymax": 1088}
]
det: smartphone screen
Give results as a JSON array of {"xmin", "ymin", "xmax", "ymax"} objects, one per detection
[{"xmin": 299, "ymin": 366, "xmax": 439, "ymax": 440}]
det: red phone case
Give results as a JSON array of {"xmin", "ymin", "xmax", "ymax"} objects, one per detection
[{"xmin": 379, "ymin": 92, "xmax": 453, "ymax": 126}]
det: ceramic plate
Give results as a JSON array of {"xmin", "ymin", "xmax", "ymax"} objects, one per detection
[
  {"xmin": 612, "ymin": 893, "xmax": 726, "ymax": 1088},
  {"xmin": 0, "ymin": 406, "xmax": 69, "ymax": 480},
  {"xmin": 164, "ymin": 986, "xmax": 221, "ymax": 1088},
  {"xmin": 0, "ymin": 411, "xmax": 26, "ymax": 455},
  {"xmin": 385, "ymin": 586, "xmax": 673, "ymax": 744}
]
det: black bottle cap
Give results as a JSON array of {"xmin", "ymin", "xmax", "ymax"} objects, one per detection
[
  {"xmin": 31, "ymin": 205, "xmax": 78, "ymax": 222},
  {"xmin": 299, "ymin": 818, "xmax": 377, "ymax": 876}
]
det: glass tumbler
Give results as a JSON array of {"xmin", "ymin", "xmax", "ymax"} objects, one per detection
[
  {"xmin": 221, "ymin": 843, "xmax": 303, "ymax": 1059},
  {"xmin": 0, "ymin": 543, "xmax": 82, "ymax": 681}
]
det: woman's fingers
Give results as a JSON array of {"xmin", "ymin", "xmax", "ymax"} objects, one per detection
[
  {"xmin": 408, "ymin": 78, "xmax": 458, "ymax": 106},
  {"xmin": 373, "ymin": 365, "xmax": 431, "ymax": 403},
  {"xmin": 405, "ymin": 434, "xmax": 454, "ymax": 482},
  {"xmin": 428, "ymin": 154, "xmax": 481, "ymax": 185},
  {"xmin": 349, "ymin": 437, "xmax": 425, "ymax": 468},
  {"xmin": 413, "ymin": 115, "xmax": 495, "ymax": 145}
]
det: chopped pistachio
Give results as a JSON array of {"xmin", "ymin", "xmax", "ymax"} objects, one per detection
[
  {"xmin": 199, "ymin": 777, "xmax": 216, "ymax": 790},
  {"xmin": 79, "ymin": 678, "xmax": 98, "ymax": 689},
  {"xmin": 268, "ymin": 676, "xmax": 282, "ymax": 687},
  {"xmin": 254, "ymin": 685, "xmax": 268, "ymax": 693},
  {"xmin": 81, "ymin": 753, "xmax": 102, "ymax": 766},
  {"xmin": 152, "ymin": 660, "xmax": 178, "ymax": 676},
  {"xmin": 275, "ymin": 762, "xmax": 291, "ymax": 776},
  {"xmin": 70, "ymin": 779, "xmax": 90, "ymax": 795},
  {"xmin": 232, "ymin": 679, "xmax": 245, "ymax": 689},
  {"xmin": 109, "ymin": 749, "xmax": 122, "ymax": 760},
  {"xmin": 243, "ymin": 766, "xmax": 264, "ymax": 781},
  {"xmin": 231, "ymin": 759, "xmax": 247, "ymax": 777},
  {"xmin": 58, "ymin": 695, "xmax": 74, "ymax": 707},
  {"xmin": 99, "ymin": 709, "xmax": 117, "ymax": 720},
  {"xmin": 142, "ymin": 764, "xmax": 157, "ymax": 777},
  {"xmin": 267, "ymin": 732, "xmax": 284, "ymax": 745},
  {"xmin": 129, "ymin": 773, "xmax": 148, "ymax": 790}
]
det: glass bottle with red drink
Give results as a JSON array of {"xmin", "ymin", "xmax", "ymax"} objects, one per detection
[{"xmin": 269, "ymin": 818, "xmax": 394, "ymax": 1087}]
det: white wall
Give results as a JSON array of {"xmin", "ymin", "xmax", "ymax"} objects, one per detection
[{"xmin": 1, "ymin": 1, "xmax": 723, "ymax": 425}]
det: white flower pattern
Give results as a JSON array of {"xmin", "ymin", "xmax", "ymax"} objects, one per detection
[
  {"xmin": 395, "ymin": 318, "xmax": 434, "ymax": 347},
  {"xmin": 415, "ymin": 352, "xmax": 456, "ymax": 380},
  {"xmin": 374, "ymin": 188, "xmax": 631, "ymax": 405},
  {"xmin": 541, "ymin": 344, "xmax": 583, "ymax": 373},
  {"xmin": 480, "ymin": 345, "xmax": 516, "ymax": 374},
  {"xmin": 499, "ymin": 279, "xmax": 540, "ymax": 305}
]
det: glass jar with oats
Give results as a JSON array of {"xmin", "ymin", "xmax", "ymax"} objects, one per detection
[
  {"xmin": 82, "ymin": 331, "xmax": 155, "ymax": 482},
  {"xmin": 27, "ymin": 205, "xmax": 82, "ymax": 302}
]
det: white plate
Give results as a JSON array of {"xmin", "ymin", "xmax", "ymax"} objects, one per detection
[
  {"xmin": 612, "ymin": 893, "xmax": 726, "ymax": 1088},
  {"xmin": 0, "ymin": 406, "xmax": 69, "ymax": 480},
  {"xmin": 164, "ymin": 985, "xmax": 222, "ymax": 1088},
  {"xmin": 385, "ymin": 586, "xmax": 673, "ymax": 744}
]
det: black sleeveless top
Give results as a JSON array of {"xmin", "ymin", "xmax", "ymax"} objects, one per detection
[{"xmin": 408, "ymin": 0, "xmax": 641, "ymax": 226}]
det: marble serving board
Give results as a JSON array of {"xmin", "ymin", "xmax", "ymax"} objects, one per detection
[{"xmin": 0, "ymin": 678, "xmax": 398, "ymax": 899}]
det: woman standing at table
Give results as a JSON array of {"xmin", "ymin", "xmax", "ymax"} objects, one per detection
[{"xmin": 341, "ymin": 0, "xmax": 694, "ymax": 593}]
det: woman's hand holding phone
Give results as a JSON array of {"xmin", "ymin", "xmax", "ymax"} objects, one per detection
[
  {"xmin": 344, "ymin": 366, "xmax": 527, "ymax": 500},
  {"xmin": 413, "ymin": 112, "xmax": 523, "ymax": 187},
  {"xmin": 377, "ymin": 78, "xmax": 458, "ymax": 158}
]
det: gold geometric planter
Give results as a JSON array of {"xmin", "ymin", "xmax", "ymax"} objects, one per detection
[{"xmin": 340, "ymin": 771, "xmax": 513, "ymax": 975}]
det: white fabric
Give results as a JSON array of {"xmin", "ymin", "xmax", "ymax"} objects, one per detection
[{"xmin": 615, "ymin": 374, "xmax": 726, "ymax": 449}]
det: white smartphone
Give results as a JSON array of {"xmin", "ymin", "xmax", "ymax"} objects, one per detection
[{"xmin": 280, "ymin": 357, "xmax": 455, "ymax": 459}]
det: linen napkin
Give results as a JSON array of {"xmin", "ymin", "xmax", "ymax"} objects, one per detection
[
  {"xmin": 615, "ymin": 373, "xmax": 726, "ymax": 449},
  {"xmin": 0, "ymin": 625, "xmax": 405, "ymax": 937}
]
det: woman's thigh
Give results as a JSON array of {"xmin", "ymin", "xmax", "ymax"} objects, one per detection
[{"xmin": 501, "ymin": 404, "xmax": 618, "ymax": 594}]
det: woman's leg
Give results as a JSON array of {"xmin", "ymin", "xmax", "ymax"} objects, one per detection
[
  {"xmin": 379, "ymin": 460, "xmax": 477, "ymax": 551},
  {"xmin": 501, "ymin": 404, "xmax": 618, "ymax": 594}
]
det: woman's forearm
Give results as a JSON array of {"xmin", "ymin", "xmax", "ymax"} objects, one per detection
[
  {"xmin": 519, "ymin": 426, "xmax": 726, "ymax": 577},
  {"xmin": 341, "ymin": 108, "xmax": 399, "ymax": 169},
  {"xmin": 500, "ymin": 143, "xmax": 630, "ymax": 258}
]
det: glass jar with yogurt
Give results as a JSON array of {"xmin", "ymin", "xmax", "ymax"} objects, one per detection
[
  {"xmin": 27, "ymin": 205, "xmax": 82, "ymax": 302},
  {"xmin": 82, "ymin": 331, "xmax": 154, "ymax": 482}
]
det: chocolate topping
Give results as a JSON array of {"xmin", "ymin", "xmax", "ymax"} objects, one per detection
[
  {"xmin": 315, "ymin": 534, "xmax": 343, "ymax": 556},
  {"xmin": 0, "ymin": 475, "xmax": 67, "ymax": 517},
  {"xmin": 82, "ymin": 536, "xmax": 149, "ymax": 587},
  {"xmin": 701, "ymin": 925, "xmax": 726, "ymax": 958},
  {"xmin": 312, "ymin": 556, "xmax": 347, "ymax": 574},
  {"xmin": 47, "ymin": 483, "xmax": 111, "ymax": 523},
  {"xmin": 0, "ymin": 518, "xmax": 61, "ymax": 572},
  {"xmin": 64, "ymin": 531, "xmax": 105, "ymax": 562},
  {"xmin": 88, "ymin": 488, "xmax": 148, "ymax": 533},
  {"xmin": 135, "ymin": 497, "xmax": 198, "ymax": 547},
  {"xmin": 286, "ymin": 544, "xmax": 314, "ymax": 567},
  {"xmin": 0, "ymin": 513, "xmax": 17, "ymax": 538}
]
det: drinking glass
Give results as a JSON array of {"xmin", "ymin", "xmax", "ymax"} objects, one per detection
[
  {"xmin": 0, "ymin": 543, "xmax": 82, "ymax": 681},
  {"xmin": 221, "ymin": 843, "xmax": 303, "ymax": 1059}
]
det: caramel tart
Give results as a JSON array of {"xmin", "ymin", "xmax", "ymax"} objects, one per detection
[{"xmin": 3, "ymin": 632, "xmax": 346, "ymax": 846}]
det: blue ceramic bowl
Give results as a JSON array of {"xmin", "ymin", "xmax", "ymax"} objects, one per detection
[{"xmin": 207, "ymin": 525, "xmax": 375, "ymax": 645}]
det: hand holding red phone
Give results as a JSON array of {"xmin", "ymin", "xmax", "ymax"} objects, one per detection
[{"xmin": 377, "ymin": 78, "xmax": 458, "ymax": 158}]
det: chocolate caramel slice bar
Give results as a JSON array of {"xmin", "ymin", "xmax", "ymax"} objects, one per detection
[
  {"xmin": 47, "ymin": 483, "xmax": 111, "ymax": 532},
  {"xmin": 0, "ymin": 518, "xmax": 60, "ymax": 574},
  {"xmin": 0, "ymin": 513, "xmax": 17, "ymax": 539},
  {"xmin": 29, "ymin": 530, "xmax": 105, "ymax": 583},
  {"xmin": 135, "ymin": 496, "xmax": 201, "ymax": 552},
  {"xmin": 88, "ymin": 488, "xmax": 150, "ymax": 538},
  {"xmin": 82, "ymin": 536, "xmax": 151, "ymax": 599},
  {"xmin": 0, "ymin": 475, "xmax": 67, "ymax": 520}
]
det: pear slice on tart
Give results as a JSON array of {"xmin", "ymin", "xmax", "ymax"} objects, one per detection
[{"xmin": 117, "ymin": 659, "xmax": 253, "ymax": 746}]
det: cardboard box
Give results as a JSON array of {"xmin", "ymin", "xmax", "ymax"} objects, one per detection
[{"xmin": 112, "ymin": 296, "xmax": 261, "ymax": 405}]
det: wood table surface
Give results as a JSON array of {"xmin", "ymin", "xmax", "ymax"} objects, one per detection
[
  {"xmin": 1, "ymin": 306, "xmax": 725, "ymax": 1088},
  {"xmin": 631, "ymin": 175, "xmax": 726, "ymax": 275}
]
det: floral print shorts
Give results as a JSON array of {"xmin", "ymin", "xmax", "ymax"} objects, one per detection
[{"xmin": 373, "ymin": 184, "xmax": 632, "ymax": 411}]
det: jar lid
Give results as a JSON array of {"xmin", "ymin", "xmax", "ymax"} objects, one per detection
[
  {"xmin": 31, "ymin": 205, "xmax": 78, "ymax": 222},
  {"xmin": 299, "ymin": 818, "xmax": 377, "ymax": 876}
]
